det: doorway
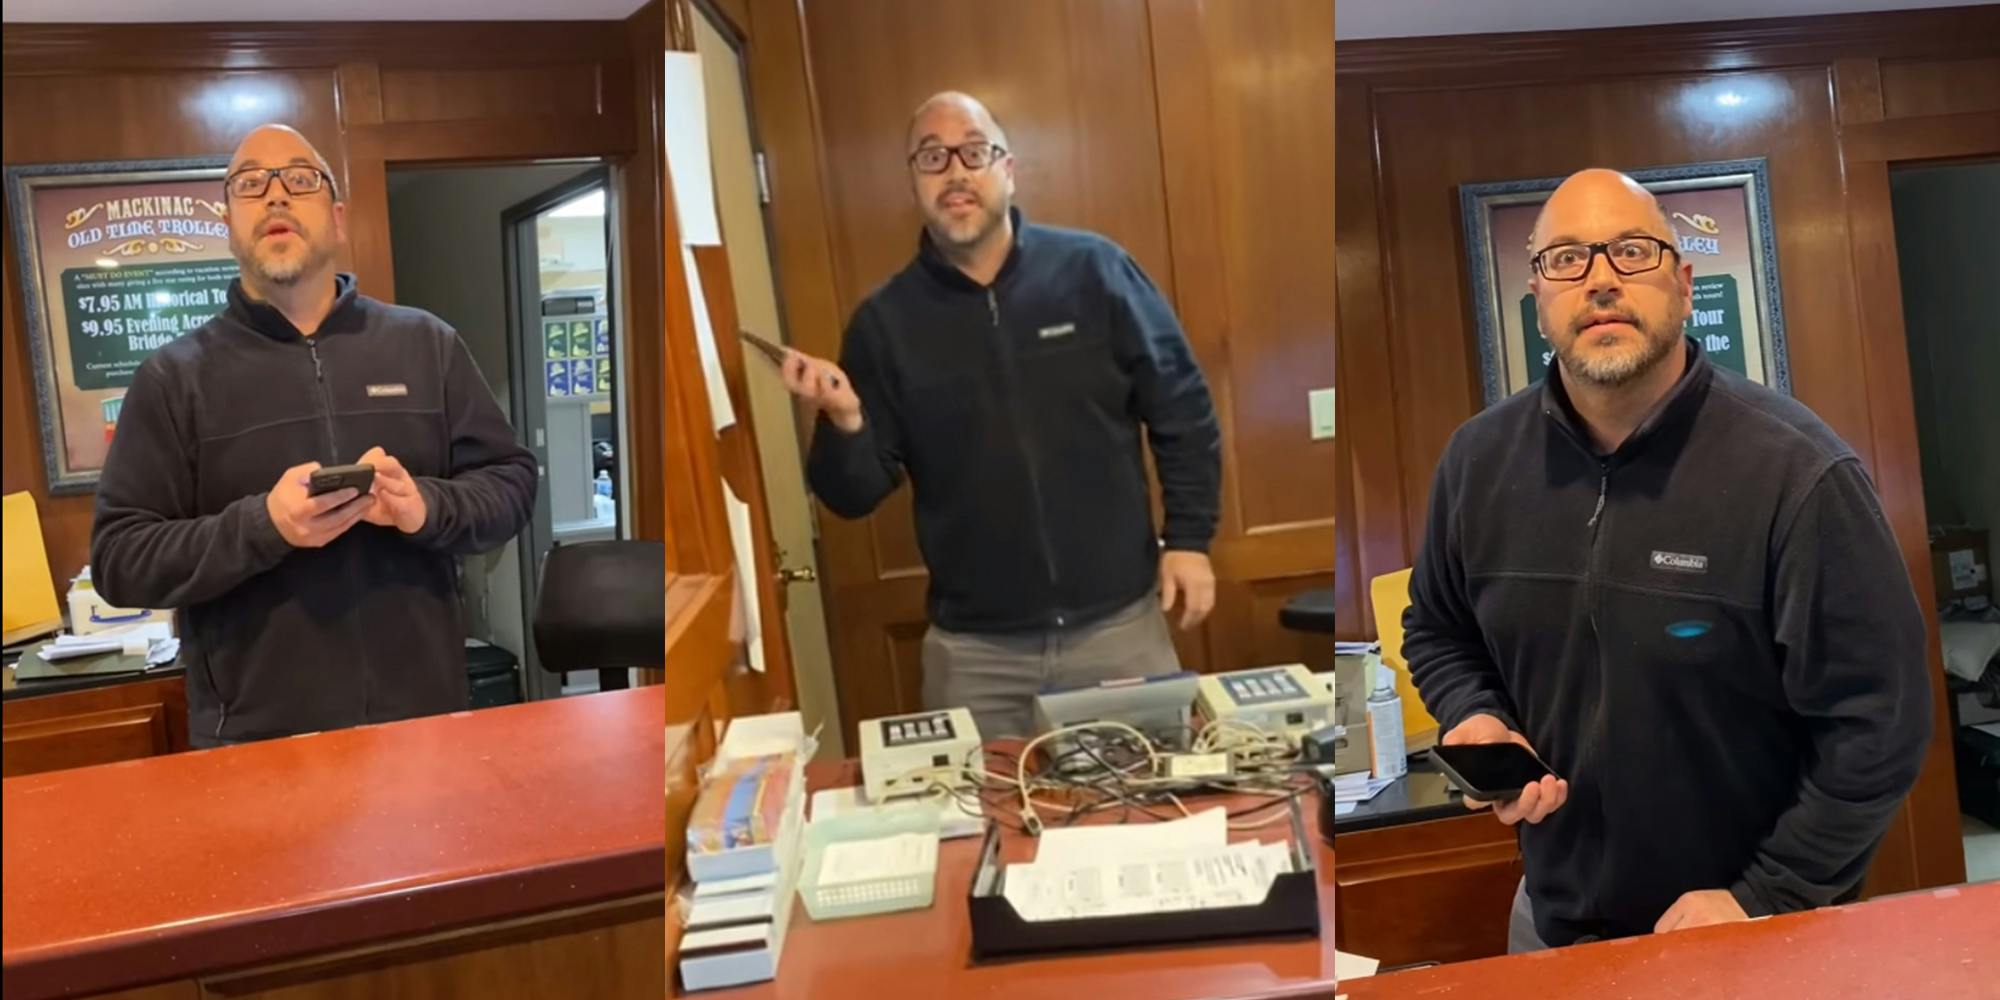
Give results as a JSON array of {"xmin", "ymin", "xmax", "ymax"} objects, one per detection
[
  {"xmin": 385, "ymin": 160, "xmax": 629, "ymax": 706},
  {"xmin": 690, "ymin": 1, "xmax": 845, "ymax": 755},
  {"xmin": 1889, "ymin": 158, "xmax": 2000, "ymax": 883}
]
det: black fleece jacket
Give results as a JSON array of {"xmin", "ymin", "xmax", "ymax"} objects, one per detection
[
  {"xmin": 1404, "ymin": 338, "xmax": 1931, "ymax": 945},
  {"xmin": 91, "ymin": 273, "xmax": 537, "ymax": 745},
  {"xmin": 807, "ymin": 208, "xmax": 1221, "ymax": 634}
]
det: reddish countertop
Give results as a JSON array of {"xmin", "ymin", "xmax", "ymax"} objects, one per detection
[
  {"xmin": 3, "ymin": 687, "xmax": 666, "ymax": 999},
  {"xmin": 1341, "ymin": 881, "xmax": 2000, "ymax": 1000}
]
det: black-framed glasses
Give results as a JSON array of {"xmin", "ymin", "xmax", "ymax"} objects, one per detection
[
  {"xmin": 908, "ymin": 142, "xmax": 1008, "ymax": 175},
  {"xmin": 1531, "ymin": 236, "xmax": 1678, "ymax": 281},
  {"xmin": 225, "ymin": 166, "xmax": 335, "ymax": 200}
]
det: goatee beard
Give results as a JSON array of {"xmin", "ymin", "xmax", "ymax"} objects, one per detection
[{"xmin": 1555, "ymin": 322, "xmax": 1680, "ymax": 388}]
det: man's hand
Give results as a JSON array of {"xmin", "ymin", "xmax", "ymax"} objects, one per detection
[
  {"xmin": 1654, "ymin": 890, "xmax": 1749, "ymax": 933},
  {"xmin": 1443, "ymin": 713, "xmax": 1569, "ymax": 826},
  {"xmin": 1159, "ymin": 550, "xmax": 1216, "ymax": 629},
  {"xmin": 357, "ymin": 446, "xmax": 428, "ymax": 534},
  {"xmin": 266, "ymin": 461, "xmax": 369, "ymax": 548},
  {"xmin": 779, "ymin": 348, "xmax": 863, "ymax": 433}
]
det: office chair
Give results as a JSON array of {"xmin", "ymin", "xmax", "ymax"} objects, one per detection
[{"xmin": 532, "ymin": 539, "xmax": 665, "ymax": 692}]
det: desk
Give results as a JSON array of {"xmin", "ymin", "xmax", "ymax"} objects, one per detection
[
  {"xmin": 1332, "ymin": 756, "xmax": 1521, "ymax": 965},
  {"xmin": 3, "ymin": 687, "xmax": 666, "ymax": 999},
  {"xmin": 2, "ymin": 665, "xmax": 188, "ymax": 777},
  {"xmin": 676, "ymin": 760, "xmax": 1340, "ymax": 1000},
  {"xmin": 1340, "ymin": 881, "xmax": 2000, "ymax": 999}
]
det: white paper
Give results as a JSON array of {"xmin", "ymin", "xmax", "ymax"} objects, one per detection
[
  {"xmin": 815, "ymin": 831, "xmax": 937, "ymax": 888},
  {"xmin": 1033, "ymin": 807, "xmax": 1225, "ymax": 868},
  {"xmin": 717, "ymin": 711, "xmax": 804, "ymax": 762},
  {"xmin": 1950, "ymin": 549, "xmax": 1980, "ymax": 590},
  {"xmin": 686, "ymin": 890, "xmax": 775, "ymax": 928},
  {"xmin": 660, "ymin": 51, "xmax": 721, "ymax": 247},
  {"xmin": 724, "ymin": 483, "xmax": 765, "ymax": 673},
  {"xmin": 681, "ymin": 244, "xmax": 736, "ymax": 434},
  {"xmin": 692, "ymin": 870, "xmax": 778, "ymax": 898},
  {"xmin": 1335, "ymin": 949, "xmax": 1381, "ymax": 980},
  {"xmin": 1334, "ymin": 801, "xmax": 1357, "ymax": 816},
  {"xmin": 810, "ymin": 785, "xmax": 985, "ymax": 840},
  {"xmin": 1976, "ymin": 722, "xmax": 2000, "ymax": 739},
  {"xmin": 1002, "ymin": 839, "xmax": 1290, "ymax": 922}
]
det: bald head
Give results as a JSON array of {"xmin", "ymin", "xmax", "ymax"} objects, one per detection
[
  {"xmin": 228, "ymin": 124, "xmax": 339, "ymax": 200},
  {"xmin": 1530, "ymin": 168, "xmax": 1673, "ymax": 251},
  {"xmin": 907, "ymin": 91, "xmax": 1009, "ymax": 155}
]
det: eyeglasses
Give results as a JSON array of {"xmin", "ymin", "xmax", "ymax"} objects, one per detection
[
  {"xmin": 908, "ymin": 142, "xmax": 1008, "ymax": 175},
  {"xmin": 1531, "ymin": 236, "xmax": 1678, "ymax": 281},
  {"xmin": 225, "ymin": 166, "xmax": 335, "ymax": 200}
]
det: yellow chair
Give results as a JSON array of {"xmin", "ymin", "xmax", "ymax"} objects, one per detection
[{"xmin": 1371, "ymin": 568, "xmax": 1439, "ymax": 750}]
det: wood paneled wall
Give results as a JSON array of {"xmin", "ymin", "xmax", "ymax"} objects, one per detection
[
  {"xmin": 1334, "ymin": 7, "xmax": 2000, "ymax": 895},
  {"xmin": 1, "ymin": 19, "xmax": 659, "ymax": 588},
  {"xmin": 747, "ymin": 0, "xmax": 1337, "ymax": 733}
]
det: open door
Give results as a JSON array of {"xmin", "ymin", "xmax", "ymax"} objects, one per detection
[{"xmin": 657, "ymin": 9, "xmax": 800, "ymax": 728}]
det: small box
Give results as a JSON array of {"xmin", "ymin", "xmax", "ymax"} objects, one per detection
[
  {"xmin": 1931, "ymin": 528, "xmax": 1991, "ymax": 604},
  {"xmin": 67, "ymin": 569, "xmax": 172, "ymax": 637},
  {"xmin": 1331, "ymin": 653, "xmax": 1373, "ymax": 775}
]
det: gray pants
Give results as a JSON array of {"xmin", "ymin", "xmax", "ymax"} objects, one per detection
[
  {"xmin": 921, "ymin": 596, "xmax": 1180, "ymax": 739},
  {"xmin": 1508, "ymin": 876, "xmax": 1551, "ymax": 954}
]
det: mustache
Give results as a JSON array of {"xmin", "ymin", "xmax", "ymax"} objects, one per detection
[
  {"xmin": 258, "ymin": 213, "xmax": 305, "ymax": 239},
  {"xmin": 1569, "ymin": 306, "xmax": 1642, "ymax": 337},
  {"xmin": 936, "ymin": 186, "xmax": 980, "ymax": 209}
]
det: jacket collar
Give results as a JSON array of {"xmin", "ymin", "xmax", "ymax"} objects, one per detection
[
  {"xmin": 915, "ymin": 205, "xmax": 1028, "ymax": 291},
  {"xmin": 1541, "ymin": 336, "xmax": 1713, "ymax": 462},
  {"xmin": 226, "ymin": 272, "xmax": 362, "ymax": 342}
]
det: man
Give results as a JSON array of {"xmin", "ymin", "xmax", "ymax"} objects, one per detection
[
  {"xmin": 781, "ymin": 92, "xmax": 1221, "ymax": 738},
  {"xmin": 1403, "ymin": 168, "xmax": 1931, "ymax": 950},
  {"xmin": 91, "ymin": 124, "xmax": 537, "ymax": 747}
]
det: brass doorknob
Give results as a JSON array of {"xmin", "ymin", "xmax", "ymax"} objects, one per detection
[{"xmin": 777, "ymin": 565, "xmax": 818, "ymax": 584}]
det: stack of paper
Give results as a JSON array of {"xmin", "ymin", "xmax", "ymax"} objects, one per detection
[
  {"xmin": 37, "ymin": 622, "xmax": 178, "ymax": 665},
  {"xmin": 1001, "ymin": 809, "xmax": 1295, "ymax": 922},
  {"xmin": 1331, "ymin": 771, "xmax": 1398, "ymax": 804}
]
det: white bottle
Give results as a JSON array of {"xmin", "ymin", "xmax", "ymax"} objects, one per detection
[
  {"xmin": 1367, "ymin": 674, "xmax": 1407, "ymax": 780},
  {"xmin": 594, "ymin": 470, "xmax": 613, "ymax": 498}
]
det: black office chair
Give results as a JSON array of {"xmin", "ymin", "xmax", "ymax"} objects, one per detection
[
  {"xmin": 532, "ymin": 540, "xmax": 666, "ymax": 692},
  {"xmin": 1279, "ymin": 589, "xmax": 1337, "ymax": 636}
]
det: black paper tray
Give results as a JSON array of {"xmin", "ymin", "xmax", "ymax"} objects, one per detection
[{"xmin": 966, "ymin": 796, "xmax": 1322, "ymax": 960}]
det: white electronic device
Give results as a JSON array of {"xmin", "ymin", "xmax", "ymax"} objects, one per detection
[
  {"xmin": 858, "ymin": 707, "xmax": 983, "ymax": 803},
  {"xmin": 1196, "ymin": 664, "xmax": 1336, "ymax": 746}
]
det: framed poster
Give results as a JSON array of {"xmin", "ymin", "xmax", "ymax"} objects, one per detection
[
  {"xmin": 1459, "ymin": 158, "xmax": 1789, "ymax": 407},
  {"xmin": 6, "ymin": 157, "xmax": 239, "ymax": 493}
]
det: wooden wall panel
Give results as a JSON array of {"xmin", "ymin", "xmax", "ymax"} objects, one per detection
[
  {"xmin": 379, "ymin": 64, "xmax": 604, "ymax": 124},
  {"xmin": 1879, "ymin": 54, "xmax": 2000, "ymax": 119}
]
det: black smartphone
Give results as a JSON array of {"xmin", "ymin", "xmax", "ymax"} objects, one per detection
[
  {"xmin": 307, "ymin": 463, "xmax": 375, "ymax": 498},
  {"xmin": 1429, "ymin": 742, "xmax": 1558, "ymax": 802},
  {"xmin": 737, "ymin": 329, "xmax": 788, "ymax": 365}
]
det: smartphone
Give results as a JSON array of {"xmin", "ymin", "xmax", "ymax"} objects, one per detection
[
  {"xmin": 1429, "ymin": 742, "xmax": 1558, "ymax": 802},
  {"xmin": 308, "ymin": 463, "xmax": 376, "ymax": 498},
  {"xmin": 737, "ymin": 329, "xmax": 788, "ymax": 365}
]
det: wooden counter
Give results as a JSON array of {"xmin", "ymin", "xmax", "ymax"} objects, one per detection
[
  {"xmin": 671, "ymin": 760, "xmax": 1341, "ymax": 1000},
  {"xmin": 1340, "ymin": 881, "xmax": 2000, "ymax": 999},
  {"xmin": 2, "ymin": 686, "xmax": 667, "ymax": 1000}
]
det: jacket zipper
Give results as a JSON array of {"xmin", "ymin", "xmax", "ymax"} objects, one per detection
[
  {"xmin": 309, "ymin": 338, "xmax": 341, "ymax": 461},
  {"xmin": 1583, "ymin": 457, "xmax": 1610, "ymax": 918},
  {"xmin": 308, "ymin": 336, "xmax": 368, "ymax": 720},
  {"xmin": 991, "ymin": 287, "xmax": 1065, "ymax": 627}
]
